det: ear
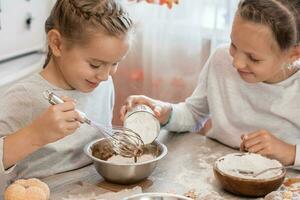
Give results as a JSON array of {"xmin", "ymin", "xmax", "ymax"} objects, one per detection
[
  {"xmin": 47, "ymin": 29, "xmax": 63, "ymax": 57},
  {"xmin": 288, "ymin": 45, "xmax": 300, "ymax": 63}
]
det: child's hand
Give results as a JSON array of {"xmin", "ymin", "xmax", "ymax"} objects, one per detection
[
  {"xmin": 29, "ymin": 96, "xmax": 83, "ymax": 146},
  {"xmin": 120, "ymin": 95, "xmax": 172, "ymax": 125},
  {"xmin": 240, "ymin": 129, "xmax": 296, "ymax": 165}
]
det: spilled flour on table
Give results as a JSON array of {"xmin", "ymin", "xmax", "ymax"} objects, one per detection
[{"xmin": 62, "ymin": 186, "xmax": 142, "ymax": 200}]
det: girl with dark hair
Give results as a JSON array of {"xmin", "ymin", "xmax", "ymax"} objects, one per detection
[{"xmin": 121, "ymin": 0, "xmax": 300, "ymax": 167}]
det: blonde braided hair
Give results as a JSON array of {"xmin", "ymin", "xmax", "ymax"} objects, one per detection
[{"xmin": 43, "ymin": 0, "xmax": 132, "ymax": 68}]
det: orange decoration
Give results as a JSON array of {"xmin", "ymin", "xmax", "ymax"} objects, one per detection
[
  {"xmin": 129, "ymin": 0, "xmax": 179, "ymax": 9},
  {"xmin": 130, "ymin": 69, "xmax": 144, "ymax": 81},
  {"xmin": 171, "ymin": 77, "xmax": 185, "ymax": 88}
]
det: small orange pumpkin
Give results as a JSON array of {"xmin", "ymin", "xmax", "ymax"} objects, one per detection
[{"xmin": 4, "ymin": 178, "xmax": 50, "ymax": 200}]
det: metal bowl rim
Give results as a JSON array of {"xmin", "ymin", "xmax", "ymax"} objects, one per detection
[{"xmin": 84, "ymin": 138, "xmax": 168, "ymax": 166}]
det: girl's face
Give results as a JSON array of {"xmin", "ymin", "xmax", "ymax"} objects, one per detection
[
  {"xmin": 55, "ymin": 33, "xmax": 130, "ymax": 92},
  {"xmin": 229, "ymin": 14, "xmax": 291, "ymax": 84}
]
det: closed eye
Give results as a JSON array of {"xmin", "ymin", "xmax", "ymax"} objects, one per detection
[
  {"xmin": 89, "ymin": 63, "xmax": 102, "ymax": 69},
  {"xmin": 248, "ymin": 55, "xmax": 260, "ymax": 63}
]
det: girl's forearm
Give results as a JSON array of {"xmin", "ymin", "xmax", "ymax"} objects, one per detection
[{"xmin": 3, "ymin": 125, "xmax": 44, "ymax": 169}]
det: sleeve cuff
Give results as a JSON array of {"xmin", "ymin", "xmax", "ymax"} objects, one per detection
[
  {"xmin": 160, "ymin": 105, "xmax": 173, "ymax": 128},
  {"xmin": 0, "ymin": 137, "xmax": 16, "ymax": 174},
  {"xmin": 164, "ymin": 103, "xmax": 197, "ymax": 132},
  {"xmin": 163, "ymin": 104, "xmax": 178, "ymax": 130}
]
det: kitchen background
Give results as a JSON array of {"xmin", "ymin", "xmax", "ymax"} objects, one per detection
[{"xmin": 0, "ymin": 0, "xmax": 238, "ymax": 125}]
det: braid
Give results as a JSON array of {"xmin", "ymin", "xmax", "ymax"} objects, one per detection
[
  {"xmin": 238, "ymin": 0, "xmax": 299, "ymax": 50},
  {"xmin": 67, "ymin": 0, "xmax": 132, "ymax": 34},
  {"xmin": 68, "ymin": 0, "xmax": 93, "ymax": 20},
  {"xmin": 271, "ymin": 0, "xmax": 298, "ymax": 41}
]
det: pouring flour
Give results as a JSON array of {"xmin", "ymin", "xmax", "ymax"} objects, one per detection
[{"xmin": 124, "ymin": 104, "xmax": 160, "ymax": 145}]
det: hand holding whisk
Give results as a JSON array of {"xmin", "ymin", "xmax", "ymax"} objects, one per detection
[{"xmin": 43, "ymin": 90, "xmax": 144, "ymax": 159}]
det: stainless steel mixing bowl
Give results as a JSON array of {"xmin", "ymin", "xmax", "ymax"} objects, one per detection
[
  {"xmin": 122, "ymin": 193, "xmax": 192, "ymax": 200},
  {"xmin": 84, "ymin": 138, "xmax": 167, "ymax": 184}
]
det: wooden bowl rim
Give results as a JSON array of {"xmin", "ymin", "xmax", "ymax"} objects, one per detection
[{"xmin": 213, "ymin": 161, "xmax": 286, "ymax": 182}]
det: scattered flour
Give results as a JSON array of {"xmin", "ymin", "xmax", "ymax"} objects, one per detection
[
  {"xmin": 62, "ymin": 186, "xmax": 142, "ymax": 200},
  {"xmin": 107, "ymin": 154, "xmax": 155, "ymax": 164},
  {"xmin": 216, "ymin": 153, "xmax": 283, "ymax": 179}
]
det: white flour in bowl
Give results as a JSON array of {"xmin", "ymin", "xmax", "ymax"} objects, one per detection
[
  {"xmin": 107, "ymin": 154, "xmax": 155, "ymax": 164},
  {"xmin": 216, "ymin": 153, "xmax": 283, "ymax": 179}
]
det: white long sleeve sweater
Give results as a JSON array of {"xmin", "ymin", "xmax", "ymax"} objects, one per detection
[{"xmin": 166, "ymin": 45, "xmax": 300, "ymax": 166}]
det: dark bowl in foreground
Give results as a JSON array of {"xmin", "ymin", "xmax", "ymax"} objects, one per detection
[{"xmin": 213, "ymin": 162, "xmax": 286, "ymax": 197}]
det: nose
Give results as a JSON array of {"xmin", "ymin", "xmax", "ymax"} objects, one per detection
[
  {"xmin": 96, "ymin": 66, "xmax": 110, "ymax": 81},
  {"xmin": 95, "ymin": 65, "xmax": 118, "ymax": 81},
  {"xmin": 232, "ymin": 51, "xmax": 247, "ymax": 70}
]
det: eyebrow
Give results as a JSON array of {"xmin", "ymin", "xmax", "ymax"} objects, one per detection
[
  {"xmin": 231, "ymin": 40, "xmax": 262, "ymax": 59},
  {"xmin": 88, "ymin": 58, "xmax": 122, "ymax": 64},
  {"xmin": 245, "ymin": 52, "xmax": 262, "ymax": 59},
  {"xmin": 88, "ymin": 58, "xmax": 108, "ymax": 64}
]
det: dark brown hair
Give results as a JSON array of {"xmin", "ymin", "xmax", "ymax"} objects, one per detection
[
  {"xmin": 238, "ymin": 0, "xmax": 300, "ymax": 50},
  {"xmin": 43, "ymin": 0, "xmax": 133, "ymax": 68}
]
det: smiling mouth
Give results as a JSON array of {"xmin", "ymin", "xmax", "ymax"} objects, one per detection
[
  {"xmin": 86, "ymin": 80, "xmax": 99, "ymax": 87},
  {"xmin": 237, "ymin": 70, "xmax": 253, "ymax": 74}
]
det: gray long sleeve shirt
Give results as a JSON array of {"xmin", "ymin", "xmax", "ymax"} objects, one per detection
[{"xmin": 0, "ymin": 73, "xmax": 114, "ymax": 191}]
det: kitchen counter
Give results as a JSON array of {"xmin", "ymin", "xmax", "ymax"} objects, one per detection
[{"xmin": 42, "ymin": 130, "xmax": 299, "ymax": 200}]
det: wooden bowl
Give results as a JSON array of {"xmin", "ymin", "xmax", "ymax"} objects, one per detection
[{"xmin": 213, "ymin": 153, "xmax": 286, "ymax": 197}]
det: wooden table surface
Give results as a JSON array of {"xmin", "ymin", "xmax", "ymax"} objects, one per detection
[{"xmin": 42, "ymin": 130, "xmax": 299, "ymax": 200}]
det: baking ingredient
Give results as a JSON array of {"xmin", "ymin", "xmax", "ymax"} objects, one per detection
[
  {"xmin": 4, "ymin": 178, "xmax": 50, "ymax": 200},
  {"xmin": 107, "ymin": 153, "xmax": 155, "ymax": 164},
  {"xmin": 265, "ymin": 178, "xmax": 300, "ymax": 199},
  {"xmin": 124, "ymin": 105, "xmax": 160, "ymax": 145},
  {"xmin": 184, "ymin": 189, "xmax": 198, "ymax": 199},
  {"xmin": 216, "ymin": 153, "xmax": 283, "ymax": 179},
  {"xmin": 265, "ymin": 190, "xmax": 300, "ymax": 200}
]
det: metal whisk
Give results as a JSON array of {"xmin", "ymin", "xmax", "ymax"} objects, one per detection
[{"xmin": 43, "ymin": 90, "xmax": 144, "ymax": 159}]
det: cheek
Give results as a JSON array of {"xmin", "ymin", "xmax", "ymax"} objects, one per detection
[
  {"xmin": 77, "ymin": 65, "xmax": 93, "ymax": 78},
  {"xmin": 250, "ymin": 63, "xmax": 277, "ymax": 78},
  {"xmin": 67, "ymin": 61, "xmax": 92, "ymax": 79}
]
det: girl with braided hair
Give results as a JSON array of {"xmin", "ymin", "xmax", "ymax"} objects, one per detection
[
  {"xmin": 121, "ymin": 0, "xmax": 300, "ymax": 167},
  {"xmin": 0, "ymin": 0, "xmax": 133, "ymax": 189}
]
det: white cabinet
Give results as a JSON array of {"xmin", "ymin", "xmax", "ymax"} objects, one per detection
[
  {"xmin": 0, "ymin": 0, "xmax": 52, "ymax": 93},
  {"xmin": 0, "ymin": 0, "xmax": 52, "ymax": 61}
]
